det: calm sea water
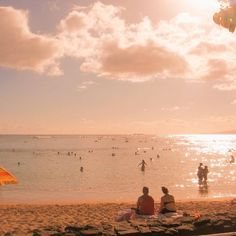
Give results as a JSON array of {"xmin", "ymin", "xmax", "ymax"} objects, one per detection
[{"xmin": 0, "ymin": 134, "xmax": 235, "ymax": 204}]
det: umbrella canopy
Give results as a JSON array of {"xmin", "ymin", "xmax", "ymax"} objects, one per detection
[{"xmin": 0, "ymin": 167, "xmax": 18, "ymax": 185}]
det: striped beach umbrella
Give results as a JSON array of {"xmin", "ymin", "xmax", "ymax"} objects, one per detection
[{"xmin": 0, "ymin": 167, "xmax": 18, "ymax": 185}]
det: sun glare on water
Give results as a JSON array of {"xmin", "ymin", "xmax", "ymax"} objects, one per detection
[{"xmin": 183, "ymin": 134, "xmax": 236, "ymax": 155}]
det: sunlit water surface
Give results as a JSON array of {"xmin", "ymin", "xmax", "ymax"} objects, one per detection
[{"xmin": 0, "ymin": 134, "xmax": 235, "ymax": 203}]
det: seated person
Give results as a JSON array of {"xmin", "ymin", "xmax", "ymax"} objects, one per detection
[
  {"xmin": 158, "ymin": 186, "xmax": 176, "ymax": 214},
  {"xmin": 135, "ymin": 186, "xmax": 155, "ymax": 215}
]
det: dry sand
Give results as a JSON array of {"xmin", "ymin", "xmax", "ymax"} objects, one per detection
[{"xmin": 0, "ymin": 199, "xmax": 236, "ymax": 235}]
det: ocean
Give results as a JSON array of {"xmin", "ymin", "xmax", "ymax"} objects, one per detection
[{"xmin": 0, "ymin": 134, "xmax": 235, "ymax": 204}]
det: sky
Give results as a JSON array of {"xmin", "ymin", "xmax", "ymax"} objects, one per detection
[{"xmin": 0, "ymin": 0, "xmax": 236, "ymax": 135}]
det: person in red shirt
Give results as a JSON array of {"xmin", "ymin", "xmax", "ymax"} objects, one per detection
[{"xmin": 136, "ymin": 187, "xmax": 155, "ymax": 215}]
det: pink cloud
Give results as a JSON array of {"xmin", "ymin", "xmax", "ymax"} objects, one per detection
[
  {"xmin": 0, "ymin": 6, "xmax": 62, "ymax": 75},
  {"xmin": 100, "ymin": 42, "xmax": 188, "ymax": 78},
  {"xmin": 1, "ymin": 2, "xmax": 236, "ymax": 90},
  {"xmin": 58, "ymin": 2, "xmax": 189, "ymax": 81},
  {"xmin": 161, "ymin": 106, "xmax": 188, "ymax": 111},
  {"xmin": 190, "ymin": 42, "xmax": 228, "ymax": 55},
  {"xmin": 231, "ymin": 99, "xmax": 236, "ymax": 105},
  {"xmin": 58, "ymin": 10, "xmax": 87, "ymax": 33},
  {"xmin": 213, "ymin": 82, "xmax": 236, "ymax": 91},
  {"xmin": 201, "ymin": 59, "xmax": 228, "ymax": 81},
  {"xmin": 57, "ymin": 3, "xmax": 236, "ymax": 87}
]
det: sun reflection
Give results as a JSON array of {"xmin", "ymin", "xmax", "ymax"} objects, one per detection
[
  {"xmin": 176, "ymin": 134, "xmax": 236, "ymax": 155},
  {"xmin": 169, "ymin": 134, "xmax": 236, "ymax": 198}
]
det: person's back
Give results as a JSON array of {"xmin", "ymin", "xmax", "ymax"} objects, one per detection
[
  {"xmin": 159, "ymin": 186, "xmax": 176, "ymax": 214},
  {"xmin": 137, "ymin": 195, "xmax": 154, "ymax": 215},
  {"xmin": 137, "ymin": 187, "xmax": 154, "ymax": 215},
  {"xmin": 161, "ymin": 194, "xmax": 176, "ymax": 212}
]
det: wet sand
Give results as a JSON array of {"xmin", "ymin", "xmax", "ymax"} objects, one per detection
[{"xmin": 1, "ymin": 199, "xmax": 236, "ymax": 235}]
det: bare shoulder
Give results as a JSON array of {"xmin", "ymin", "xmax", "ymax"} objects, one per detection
[
  {"xmin": 138, "ymin": 195, "xmax": 143, "ymax": 201},
  {"xmin": 149, "ymin": 195, "xmax": 154, "ymax": 201}
]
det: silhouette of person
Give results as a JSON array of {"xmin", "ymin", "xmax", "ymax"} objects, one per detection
[
  {"xmin": 230, "ymin": 155, "xmax": 235, "ymax": 164},
  {"xmin": 138, "ymin": 160, "xmax": 147, "ymax": 171},
  {"xmin": 159, "ymin": 186, "xmax": 177, "ymax": 214},
  {"xmin": 203, "ymin": 166, "xmax": 209, "ymax": 183},
  {"xmin": 136, "ymin": 187, "xmax": 154, "ymax": 215},
  {"xmin": 197, "ymin": 163, "xmax": 204, "ymax": 184}
]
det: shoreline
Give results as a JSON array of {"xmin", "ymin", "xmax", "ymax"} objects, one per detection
[
  {"xmin": 1, "ymin": 199, "xmax": 236, "ymax": 235},
  {"xmin": 0, "ymin": 196, "xmax": 235, "ymax": 206}
]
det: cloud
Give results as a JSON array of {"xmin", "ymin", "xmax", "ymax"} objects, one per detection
[
  {"xmin": 98, "ymin": 41, "xmax": 188, "ymax": 80},
  {"xmin": 58, "ymin": 10, "xmax": 87, "ymax": 33},
  {"xmin": 1, "ymin": 2, "xmax": 236, "ymax": 89},
  {"xmin": 201, "ymin": 59, "xmax": 229, "ymax": 81},
  {"xmin": 58, "ymin": 2, "xmax": 190, "ymax": 82},
  {"xmin": 130, "ymin": 115, "xmax": 236, "ymax": 134},
  {"xmin": 77, "ymin": 80, "xmax": 96, "ymax": 91},
  {"xmin": 213, "ymin": 82, "xmax": 236, "ymax": 91},
  {"xmin": 56, "ymin": 2, "xmax": 236, "ymax": 87},
  {"xmin": 0, "ymin": 6, "xmax": 62, "ymax": 75},
  {"xmin": 161, "ymin": 106, "xmax": 181, "ymax": 111},
  {"xmin": 161, "ymin": 106, "xmax": 189, "ymax": 111},
  {"xmin": 190, "ymin": 42, "xmax": 228, "ymax": 55}
]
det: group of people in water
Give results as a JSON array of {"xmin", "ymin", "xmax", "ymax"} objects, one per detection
[{"xmin": 197, "ymin": 163, "xmax": 209, "ymax": 185}]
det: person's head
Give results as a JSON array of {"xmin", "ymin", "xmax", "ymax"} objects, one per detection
[
  {"xmin": 199, "ymin": 163, "xmax": 203, "ymax": 166},
  {"xmin": 161, "ymin": 186, "xmax": 169, "ymax": 195},
  {"xmin": 204, "ymin": 166, "xmax": 208, "ymax": 169},
  {"xmin": 143, "ymin": 186, "xmax": 149, "ymax": 195}
]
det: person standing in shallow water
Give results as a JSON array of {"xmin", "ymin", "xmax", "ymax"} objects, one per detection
[
  {"xmin": 138, "ymin": 159, "xmax": 147, "ymax": 171},
  {"xmin": 203, "ymin": 166, "xmax": 209, "ymax": 183},
  {"xmin": 197, "ymin": 163, "xmax": 204, "ymax": 184}
]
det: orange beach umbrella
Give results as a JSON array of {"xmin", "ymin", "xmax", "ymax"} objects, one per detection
[{"xmin": 0, "ymin": 166, "xmax": 18, "ymax": 185}]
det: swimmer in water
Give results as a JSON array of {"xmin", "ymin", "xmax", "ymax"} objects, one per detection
[
  {"xmin": 138, "ymin": 159, "xmax": 147, "ymax": 171},
  {"xmin": 230, "ymin": 155, "xmax": 235, "ymax": 164}
]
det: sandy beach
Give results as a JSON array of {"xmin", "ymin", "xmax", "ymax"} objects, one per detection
[{"xmin": 1, "ymin": 199, "xmax": 236, "ymax": 235}]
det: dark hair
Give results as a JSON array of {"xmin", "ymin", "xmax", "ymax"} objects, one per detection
[
  {"xmin": 143, "ymin": 186, "xmax": 149, "ymax": 194},
  {"xmin": 161, "ymin": 186, "xmax": 169, "ymax": 194}
]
